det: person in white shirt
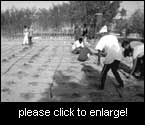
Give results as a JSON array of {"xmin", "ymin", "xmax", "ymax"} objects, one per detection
[
  {"xmin": 23, "ymin": 25, "xmax": 29, "ymax": 45},
  {"xmin": 22, "ymin": 25, "xmax": 29, "ymax": 45},
  {"xmin": 122, "ymin": 40, "xmax": 144, "ymax": 78},
  {"xmin": 95, "ymin": 27, "xmax": 123, "ymax": 90},
  {"xmin": 72, "ymin": 37, "xmax": 84, "ymax": 54}
]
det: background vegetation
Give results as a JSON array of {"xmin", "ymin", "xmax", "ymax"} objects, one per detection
[{"xmin": 1, "ymin": 1, "xmax": 144, "ymax": 37}]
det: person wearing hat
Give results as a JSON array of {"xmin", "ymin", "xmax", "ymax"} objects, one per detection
[
  {"xmin": 96, "ymin": 25, "xmax": 108, "ymax": 65},
  {"xmin": 99, "ymin": 25, "xmax": 108, "ymax": 34},
  {"xmin": 95, "ymin": 25, "xmax": 124, "ymax": 90}
]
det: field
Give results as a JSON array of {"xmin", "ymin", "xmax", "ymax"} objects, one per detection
[{"xmin": 1, "ymin": 37, "xmax": 144, "ymax": 102}]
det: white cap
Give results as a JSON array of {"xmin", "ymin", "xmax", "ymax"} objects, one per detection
[{"xmin": 99, "ymin": 25, "xmax": 108, "ymax": 34}]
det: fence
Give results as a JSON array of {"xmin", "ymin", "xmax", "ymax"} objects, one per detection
[
  {"xmin": 1, "ymin": 30, "xmax": 144, "ymax": 43},
  {"xmin": 1, "ymin": 31, "xmax": 75, "ymax": 40}
]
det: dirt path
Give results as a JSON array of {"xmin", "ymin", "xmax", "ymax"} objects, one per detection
[{"xmin": 1, "ymin": 38, "xmax": 144, "ymax": 102}]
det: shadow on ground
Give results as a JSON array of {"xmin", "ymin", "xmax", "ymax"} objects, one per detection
[{"xmin": 38, "ymin": 63, "xmax": 144, "ymax": 102}]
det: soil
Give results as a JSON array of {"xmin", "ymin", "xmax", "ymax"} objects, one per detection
[{"xmin": 1, "ymin": 38, "xmax": 144, "ymax": 102}]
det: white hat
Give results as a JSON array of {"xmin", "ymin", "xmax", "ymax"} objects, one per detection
[{"xmin": 99, "ymin": 25, "xmax": 108, "ymax": 34}]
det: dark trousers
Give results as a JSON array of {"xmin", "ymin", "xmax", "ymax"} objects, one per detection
[
  {"xmin": 134, "ymin": 55, "xmax": 144, "ymax": 78},
  {"xmin": 100, "ymin": 60, "xmax": 123, "ymax": 89},
  {"xmin": 28, "ymin": 36, "xmax": 32, "ymax": 45},
  {"xmin": 140, "ymin": 56, "xmax": 145, "ymax": 77}
]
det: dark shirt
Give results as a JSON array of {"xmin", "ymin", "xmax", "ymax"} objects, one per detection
[
  {"xmin": 82, "ymin": 27, "xmax": 88, "ymax": 37},
  {"xmin": 29, "ymin": 29, "xmax": 33, "ymax": 37},
  {"xmin": 78, "ymin": 47, "xmax": 92, "ymax": 61}
]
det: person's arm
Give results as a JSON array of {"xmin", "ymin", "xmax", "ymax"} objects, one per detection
[
  {"xmin": 31, "ymin": 29, "xmax": 33, "ymax": 37},
  {"xmin": 130, "ymin": 57, "xmax": 138, "ymax": 75},
  {"xmin": 97, "ymin": 49, "xmax": 107, "ymax": 65},
  {"xmin": 81, "ymin": 42, "xmax": 84, "ymax": 48},
  {"xmin": 97, "ymin": 50, "xmax": 101, "ymax": 65},
  {"xmin": 89, "ymin": 49, "xmax": 93, "ymax": 55},
  {"xmin": 95, "ymin": 37, "xmax": 105, "ymax": 65}
]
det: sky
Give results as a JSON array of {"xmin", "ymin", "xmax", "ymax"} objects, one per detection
[
  {"xmin": 120, "ymin": 1, "xmax": 144, "ymax": 17},
  {"xmin": 1, "ymin": 1, "xmax": 68, "ymax": 10},
  {"xmin": 1, "ymin": 1, "xmax": 144, "ymax": 17}
]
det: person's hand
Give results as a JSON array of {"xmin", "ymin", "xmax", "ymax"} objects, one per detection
[
  {"xmin": 128, "ymin": 71, "xmax": 134, "ymax": 78},
  {"xmin": 97, "ymin": 61, "xmax": 100, "ymax": 66},
  {"xmin": 94, "ymin": 53, "xmax": 98, "ymax": 56},
  {"xmin": 127, "ymin": 73, "xmax": 135, "ymax": 79},
  {"xmin": 126, "ymin": 74, "xmax": 131, "ymax": 79},
  {"xmin": 97, "ymin": 61, "xmax": 103, "ymax": 66},
  {"xmin": 101, "ymin": 51, "xmax": 107, "ymax": 57}
]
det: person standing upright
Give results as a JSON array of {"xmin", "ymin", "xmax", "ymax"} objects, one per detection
[
  {"xmin": 23, "ymin": 25, "xmax": 29, "ymax": 45},
  {"xmin": 82, "ymin": 24, "xmax": 88, "ymax": 44},
  {"xmin": 74, "ymin": 24, "xmax": 82, "ymax": 41},
  {"xmin": 28, "ymin": 25, "xmax": 33, "ymax": 46}
]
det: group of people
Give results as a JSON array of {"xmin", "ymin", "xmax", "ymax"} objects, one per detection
[
  {"xmin": 72, "ymin": 24, "xmax": 144, "ymax": 90},
  {"xmin": 23, "ymin": 25, "xmax": 33, "ymax": 46},
  {"xmin": 72, "ymin": 24, "xmax": 93, "ymax": 62},
  {"xmin": 22, "ymin": 22, "xmax": 144, "ymax": 91}
]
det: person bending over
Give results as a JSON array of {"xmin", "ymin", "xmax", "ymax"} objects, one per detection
[
  {"xmin": 95, "ymin": 29, "xmax": 124, "ymax": 90},
  {"xmin": 121, "ymin": 40, "xmax": 144, "ymax": 79}
]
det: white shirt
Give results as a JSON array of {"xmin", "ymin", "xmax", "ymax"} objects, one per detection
[
  {"xmin": 133, "ymin": 44, "xmax": 144, "ymax": 59},
  {"xmin": 130, "ymin": 41, "xmax": 143, "ymax": 48},
  {"xmin": 24, "ymin": 28, "xmax": 29, "ymax": 36},
  {"xmin": 72, "ymin": 40, "xmax": 84, "ymax": 51},
  {"xmin": 99, "ymin": 25, "xmax": 107, "ymax": 33},
  {"xmin": 95, "ymin": 34, "xmax": 122, "ymax": 64}
]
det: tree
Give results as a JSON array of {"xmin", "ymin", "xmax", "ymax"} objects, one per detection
[
  {"xmin": 69, "ymin": 1, "xmax": 121, "ymax": 26},
  {"xmin": 114, "ymin": 8, "xmax": 127, "ymax": 34},
  {"xmin": 1, "ymin": 1, "xmax": 122, "ymax": 34},
  {"xmin": 1, "ymin": 7, "xmax": 36, "ymax": 34},
  {"xmin": 127, "ymin": 9, "xmax": 144, "ymax": 37},
  {"xmin": 120, "ymin": 8, "xmax": 127, "ymax": 19},
  {"xmin": 68, "ymin": 1, "xmax": 122, "ymax": 38},
  {"xmin": 115, "ymin": 19, "xmax": 128, "ymax": 34}
]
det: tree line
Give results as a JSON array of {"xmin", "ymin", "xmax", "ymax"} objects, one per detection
[
  {"xmin": 115, "ymin": 9, "xmax": 144, "ymax": 37},
  {"xmin": 1, "ymin": 1, "xmax": 144, "ymax": 37}
]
